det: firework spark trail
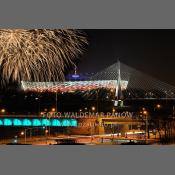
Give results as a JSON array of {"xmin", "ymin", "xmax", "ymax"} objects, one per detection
[{"xmin": 0, "ymin": 29, "xmax": 88, "ymax": 83}]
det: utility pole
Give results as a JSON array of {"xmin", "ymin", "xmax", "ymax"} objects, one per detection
[
  {"xmin": 96, "ymin": 89, "xmax": 99, "ymax": 112},
  {"xmin": 145, "ymin": 114, "xmax": 149, "ymax": 144},
  {"xmin": 145, "ymin": 116, "xmax": 147, "ymax": 143},
  {"xmin": 24, "ymin": 128, "xmax": 27, "ymax": 144}
]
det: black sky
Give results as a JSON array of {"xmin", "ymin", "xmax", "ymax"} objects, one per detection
[
  {"xmin": 2, "ymin": 29, "xmax": 175, "ymax": 112},
  {"xmin": 78, "ymin": 29, "xmax": 175, "ymax": 86}
]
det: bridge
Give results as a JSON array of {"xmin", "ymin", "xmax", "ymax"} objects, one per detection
[
  {"xmin": 21, "ymin": 60, "xmax": 175, "ymax": 110},
  {"xmin": 0, "ymin": 114, "xmax": 144, "ymax": 128},
  {"xmin": 0, "ymin": 115, "xmax": 78, "ymax": 127}
]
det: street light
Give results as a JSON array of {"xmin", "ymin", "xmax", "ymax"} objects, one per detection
[
  {"xmin": 1, "ymin": 108, "xmax": 6, "ymax": 113},
  {"xmin": 21, "ymin": 128, "xmax": 33, "ymax": 144},
  {"xmin": 20, "ymin": 127, "xmax": 46, "ymax": 144},
  {"xmin": 20, "ymin": 129, "xmax": 27, "ymax": 144},
  {"xmin": 51, "ymin": 108, "xmax": 56, "ymax": 112},
  {"xmin": 143, "ymin": 110, "xmax": 147, "ymax": 115},
  {"xmin": 40, "ymin": 112, "xmax": 45, "ymax": 116},
  {"xmin": 142, "ymin": 107, "xmax": 146, "ymax": 111},
  {"xmin": 143, "ymin": 110, "xmax": 148, "ymax": 143},
  {"xmin": 91, "ymin": 106, "xmax": 96, "ymax": 111},
  {"xmin": 45, "ymin": 129, "xmax": 49, "ymax": 144},
  {"xmin": 20, "ymin": 131, "xmax": 24, "ymax": 136},
  {"xmin": 14, "ymin": 136, "xmax": 18, "ymax": 144},
  {"xmin": 156, "ymin": 104, "xmax": 161, "ymax": 109}
]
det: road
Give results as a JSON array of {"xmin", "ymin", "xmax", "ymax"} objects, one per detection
[{"xmin": 0, "ymin": 133, "xmax": 159, "ymax": 145}]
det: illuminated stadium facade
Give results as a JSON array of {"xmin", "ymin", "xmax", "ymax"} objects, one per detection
[
  {"xmin": 21, "ymin": 80, "xmax": 128, "ymax": 93},
  {"xmin": 21, "ymin": 60, "xmax": 175, "ymax": 105}
]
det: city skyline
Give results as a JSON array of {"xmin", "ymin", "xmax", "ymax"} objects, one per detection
[{"xmin": 0, "ymin": 29, "xmax": 175, "ymax": 145}]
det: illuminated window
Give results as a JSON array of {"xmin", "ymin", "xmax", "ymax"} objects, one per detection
[
  {"xmin": 3, "ymin": 118, "xmax": 12, "ymax": 126},
  {"xmin": 23, "ymin": 119, "xmax": 32, "ymax": 126},
  {"xmin": 13, "ymin": 119, "xmax": 22, "ymax": 126},
  {"xmin": 32, "ymin": 119, "xmax": 41, "ymax": 126},
  {"xmin": 51, "ymin": 119, "xmax": 61, "ymax": 126},
  {"xmin": 70, "ymin": 119, "xmax": 77, "ymax": 127},
  {"xmin": 0, "ymin": 119, "xmax": 3, "ymax": 126},
  {"xmin": 62, "ymin": 119, "xmax": 71, "ymax": 127},
  {"xmin": 41, "ymin": 119, "xmax": 50, "ymax": 126}
]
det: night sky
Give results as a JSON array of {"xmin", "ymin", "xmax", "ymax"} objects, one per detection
[
  {"xmin": 79, "ymin": 29, "xmax": 175, "ymax": 86},
  {"xmin": 1, "ymin": 29, "xmax": 175, "ymax": 113}
]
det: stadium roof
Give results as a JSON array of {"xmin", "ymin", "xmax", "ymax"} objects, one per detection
[{"xmin": 21, "ymin": 61, "xmax": 175, "ymax": 99}]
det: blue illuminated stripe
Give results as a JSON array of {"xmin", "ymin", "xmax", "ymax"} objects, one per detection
[
  {"xmin": 23, "ymin": 119, "xmax": 32, "ymax": 126},
  {"xmin": 13, "ymin": 119, "xmax": 22, "ymax": 126},
  {"xmin": 0, "ymin": 118, "xmax": 78, "ymax": 127},
  {"xmin": 32, "ymin": 119, "xmax": 41, "ymax": 126},
  {"xmin": 51, "ymin": 119, "xmax": 61, "ymax": 126},
  {"xmin": 62, "ymin": 119, "xmax": 71, "ymax": 126},
  {"xmin": 70, "ymin": 119, "xmax": 78, "ymax": 127},
  {"xmin": 3, "ymin": 119, "xmax": 13, "ymax": 126},
  {"xmin": 41, "ymin": 119, "xmax": 51, "ymax": 126},
  {"xmin": 0, "ymin": 119, "xmax": 3, "ymax": 126}
]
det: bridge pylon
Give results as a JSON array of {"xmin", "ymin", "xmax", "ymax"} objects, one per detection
[{"xmin": 114, "ymin": 59, "xmax": 124, "ymax": 108}]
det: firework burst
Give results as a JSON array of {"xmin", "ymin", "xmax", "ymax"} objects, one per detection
[{"xmin": 0, "ymin": 29, "xmax": 88, "ymax": 83}]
